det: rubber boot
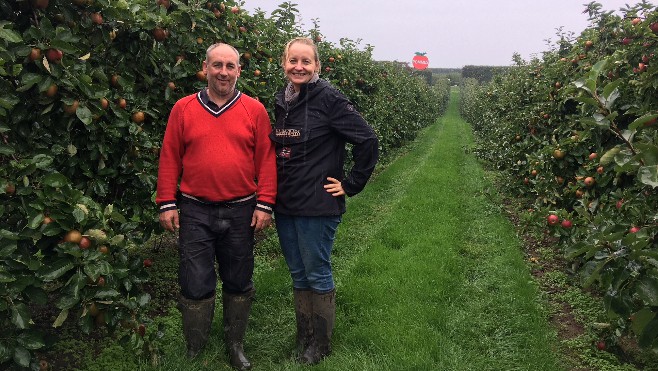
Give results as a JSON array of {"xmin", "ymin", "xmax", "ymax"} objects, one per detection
[
  {"xmin": 293, "ymin": 288, "xmax": 313, "ymax": 358},
  {"xmin": 223, "ymin": 289, "xmax": 255, "ymax": 370},
  {"xmin": 177, "ymin": 294, "xmax": 216, "ymax": 358},
  {"xmin": 301, "ymin": 289, "xmax": 335, "ymax": 364}
]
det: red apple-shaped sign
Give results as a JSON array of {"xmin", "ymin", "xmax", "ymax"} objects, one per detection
[{"xmin": 412, "ymin": 52, "xmax": 429, "ymax": 70}]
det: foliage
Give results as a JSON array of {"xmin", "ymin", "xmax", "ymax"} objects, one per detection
[
  {"xmin": 0, "ymin": 0, "xmax": 448, "ymax": 368},
  {"xmin": 461, "ymin": 0, "xmax": 658, "ymax": 356}
]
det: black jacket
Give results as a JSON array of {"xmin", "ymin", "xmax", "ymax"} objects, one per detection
[{"xmin": 270, "ymin": 79, "xmax": 379, "ymax": 216}]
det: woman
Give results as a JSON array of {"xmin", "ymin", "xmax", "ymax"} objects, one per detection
[{"xmin": 270, "ymin": 37, "xmax": 379, "ymax": 364}]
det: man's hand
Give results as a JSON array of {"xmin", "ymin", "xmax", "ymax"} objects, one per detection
[
  {"xmin": 159, "ymin": 209, "xmax": 179, "ymax": 232},
  {"xmin": 251, "ymin": 209, "xmax": 272, "ymax": 232}
]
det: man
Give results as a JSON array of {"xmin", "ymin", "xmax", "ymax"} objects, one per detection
[{"xmin": 156, "ymin": 43, "xmax": 276, "ymax": 370}]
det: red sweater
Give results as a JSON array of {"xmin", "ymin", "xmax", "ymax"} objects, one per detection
[{"xmin": 156, "ymin": 90, "xmax": 276, "ymax": 213}]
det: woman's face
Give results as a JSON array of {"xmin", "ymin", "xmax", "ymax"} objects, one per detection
[{"xmin": 283, "ymin": 42, "xmax": 319, "ymax": 92}]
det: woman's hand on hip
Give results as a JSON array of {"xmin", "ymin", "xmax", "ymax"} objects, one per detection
[{"xmin": 324, "ymin": 177, "xmax": 345, "ymax": 197}]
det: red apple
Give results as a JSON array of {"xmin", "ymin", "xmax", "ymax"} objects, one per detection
[
  {"xmin": 143, "ymin": 258, "xmax": 153, "ymax": 267},
  {"xmin": 79, "ymin": 236, "xmax": 91, "ymax": 250},
  {"xmin": 45, "ymin": 48, "xmax": 63, "ymax": 63},
  {"xmin": 584, "ymin": 176, "xmax": 595, "ymax": 188},
  {"xmin": 561, "ymin": 219, "xmax": 573, "ymax": 229},
  {"xmin": 650, "ymin": 22, "xmax": 658, "ymax": 33},
  {"xmin": 629, "ymin": 226, "xmax": 640, "ymax": 233},
  {"xmin": 231, "ymin": 6, "xmax": 239, "ymax": 14},
  {"xmin": 547, "ymin": 214, "xmax": 560, "ymax": 226},
  {"xmin": 616, "ymin": 199, "xmax": 623, "ymax": 209}
]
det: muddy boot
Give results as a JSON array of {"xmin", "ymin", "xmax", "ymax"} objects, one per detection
[
  {"xmin": 223, "ymin": 289, "xmax": 255, "ymax": 370},
  {"xmin": 177, "ymin": 294, "xmax": 216, "ymax": 358},
  {"xmin": 301, "ymin": 289, "xmax": 335, "ymax": 365},
  {"xmin": 293, "ymin": 288, "xmax": 313, "ymax": 358}
]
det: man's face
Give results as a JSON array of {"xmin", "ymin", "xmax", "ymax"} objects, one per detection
[{"xmin": 203, "ymin": 45, "xmax": 241, "ymax": 101}]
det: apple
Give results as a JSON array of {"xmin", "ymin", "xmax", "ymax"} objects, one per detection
[
  {"xmin": 575, "ymin": 189, "xmax": 584, "ymax": 198},
  {"xmin": 110, "ymin": 74, "xmax": 120, "ymax": 87},
  {"xmin": 561, "ymin": 219, "xmax": 573, "ymax": 229},
  {"xmin": 97, "ymin": 276, "xmax": 106, "ymax": 286},
  {"xmin": 39, "ymin": 359, "xmax": 48, "ymax": 371},
  {"xmin": 584, "ymin": 40, "xmax": 593, "ymax": 49},
  {"xmin": 118, "ymin": 98, "xmax": 127, "ymax": 109},
  {"xmin": 196, "ymin": 70, "xmax": 207, "ymax": 81},
  {"xmin": 622, "ymin": 37, "xmax": 632, "ymax": 45},
  {"xmin": 98, "ymin": 245, "xmax": 109, "ymax": 254},
  {"xmin": 153, "ymin": 27, "xmax": 167, "ymax": 42},
  {"xmin": 131, "ymin": 111, "xmax": 146, "ymax": 123},
  {"xmin": 30, "ymin": 0, "xmax": 49, "ymax": 9},
  {"xmin": 242, "ymin": 52, "xmax": 252, "ymax": 60},
  {"xmin": 63, "ymin": 100, "xmax": 79, "ymax": 115},
  {"xmin": 239, "ymin": 26, "xmax": 247, "ymax": 33},
  {"xmin": 588, "ymin": 152, "xmax": 597, "ymax": 160},
  {"xmin": 28, "ymin": 47, "xmax": 42, "ymax": 62},
  {"xmin": 5, "ymin": 183, "xmax": 16, "ymax": 195},
  {"xmin": 213, "ymin": 8, "xmax": 221, "ymax": 18},
  {"xmin": 553, "ymin": 149, "xmax": 565, "ymax": 159},
  {"xmin": 616, "ymin": 199, "xmax": 623, "ymax": 209},
  {"xmin": 45, "ymin": 48, "xmax": 63, "ymax": 63},
  {"xmin": 629, "ymin": 226, "xmax": 640, "ymax": 233},
  {"xmin": 143, "ymin": 258, "xmax": 153, "ymax": 267},
  {"xmin": 554, "ymin": 81, "xmax": 562, "ymax": 89},
  {"xmin": 253, "ymin": 69, "xmax": 261, "ymax": 77},
  {"xmin": 584, "ymin": 176, "xmax": 595, "ymax": 188},
  {"xmin": 167, "ymin": 81, "xmax": 176, "ymax": 90},
  {"xmin": 79, "ymin": 236, "xmax": 91, "ymax": 249},
  {"xmin": 632, "ymin": 17, "xmax": 642, "ymax": 26},
  {"xmin": 156, "ymin": 0, "xmax": 171, "ymax": 9},
  {"xmin": 137, "ymin": 323, "xmax": 146, "ymax": 337},
  {"xmin": 64, "ymin": 230, "xmax": 83, "ymax": 244},
  {"xmin": 45, "ymin": 84, "xmax": 58, "ymax": 97},
  {"xmin": 596, "ymin": 341, "xmax": 606, "ymax": 351},
  {"xmin": 531, "ymin": 169, "xmax": 538, "ymax": 177},
  {"xmin": 329, "ymin": 57, "xmax": 335, "ymax": 63},
  {"xmin": 638, "ymin": 63, "xmax": 647, "ymax": 72},
  {"xmin": 547, "ymin": 214, "xmax": 560, "ymax": 226},
  {"xmin": 596, "ymin": 166, "xmax": 604, "ymax": 174},
  {"xmin": 231, "ymin": 6, "xmax": 239, "ymax": 14},
  {"xmin": 100, "ymin": 97, "xmax": 109, "ymax": 110},
  {"xmin": 90, "ymin": 12, "xmax": 103, "ymax": 25},
  {"xmin": 650, "ymin": 22, "xmax": 658, "ymax": 33},
  {"xmin": 42, "ymin": 216, "xmax": 54, "ymax": 225}
]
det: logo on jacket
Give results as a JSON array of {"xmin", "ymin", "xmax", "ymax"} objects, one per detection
[
  {"xmin": 278, "ymin": 147, "xmax": 291, "ymax": 159},
  {"xmin": 275, "ymin": 128, "xmax": 301, "ymax": 138}
]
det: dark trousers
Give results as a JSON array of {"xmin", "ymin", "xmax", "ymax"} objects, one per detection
[{"xmin": 177, "ymin": 196, "xmax": 256, "ymax": 299}]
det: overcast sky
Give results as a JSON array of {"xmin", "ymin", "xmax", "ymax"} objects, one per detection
[{"xmin": 242, "ymin": 0, "xmax": 644, "ymax": 68}]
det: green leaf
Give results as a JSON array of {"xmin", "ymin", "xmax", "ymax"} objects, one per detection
[
  {"xmin": 0, "ymin": 142, "xmax": 15, "ymax": 155},
  {"xmin": 0, "ymin": 26, "xmax": 22, "ymax": 43},
  {"xmin": 39, "ymin": 258, "xmax": 74, "ymax": 281},
  {"xmin": 591, "ymin": 59, "xmax": 608, "ymax": 75},
  {"xmin": 27, "ymin": 213, "xmax": 44, "ymax": 229},
  {"xmin": 638, "ymin": 318, "xmax": 658, "ymax": 347},
  {"xmin": 0, "ymin": 240, "xmax": 17, "ymax": 258},
  {"xmin": 76, "ymin": 106, "xmax": 93, "ymax": 125},
  {"xmin": 16, "ymin": 331, "xmax": 45, "ymax": 350},
  {"xmin": 11, "ymin": 303, "xmax": 30, "ymax": 329},
  {"xmin": 639, "ymin": 165, "xmax": 658, "ymax": 188},
  {"xmin": 32, "ymin": 154, "xmax": 54, "ymax": 169},
  {"xmin": 95, "ymin": 288, "xmax": 120, "ymax": 299},
  {"xmin": 73, "ymin": 207, "xmax": 85, "ymax": 223},
  {"xmin": 600, "ymin": 146, "xmax": 621, "ymax": 166},
  {"xmin": 53, "ymin": 309, "xmax": 69, "ymax": 328},
  {"xmin": 637, "ymin": 274, "xmax": 658, "ymax": 305},
  {"xmin": 56, "ymin": 294, "xmax": 79, "ymax": 310},
  {"xmin": 0, "ymin": 341, "xmax": 10, "ymax": 363},
  {"xmin": 42, "ymin": 172, "xmax": 69, "ymax": 188},
  {"xmin": 602, "ymin": 80, "xmax": 622, "ymax": 100},
  {"xmin": 137, "ymin": 292, "xmax": 151, "ymax": 307},
  {"xmin": 629, "ymin": 113, "xmax": 658, "ymax": 130},
  {"xmin": 631, "ymin": 308, "xmax": 656, "ymax": 335},
  {"xmin": 12, "ymin": 346, "xmax": 30, "ymax": 367}
]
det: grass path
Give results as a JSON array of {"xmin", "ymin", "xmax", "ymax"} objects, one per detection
[{"xmin": 126, "ymin": 90, "xmax": 562, "ymax": 371}]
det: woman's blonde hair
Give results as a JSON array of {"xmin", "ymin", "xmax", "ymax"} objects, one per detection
[{"xmin": 280, "ymin": 37, "xmax": 321, "ymax": 72}]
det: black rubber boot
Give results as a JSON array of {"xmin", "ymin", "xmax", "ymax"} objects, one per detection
[
  {"xmin": 301, "ymin": 289, "xmax": 335, "ymax": 365},
  {"xmin": 223, "ymin": 289, "xmax": 255, "ymax": 370},
  {"xmin": 293, "ymin": 288, "xmax": 313, "ymax": 358},
  {"xmin": 177, "ymin": 294, "xmax": 216, "ymax": 358}
]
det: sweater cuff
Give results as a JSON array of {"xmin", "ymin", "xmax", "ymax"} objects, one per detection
[
  {"xmin": 158, "ymin": 201, "xmax": 177, "ymax": 213},
  {"xmin": 256, "ymin": 201, "xmax": 274, "ymax": 214}
]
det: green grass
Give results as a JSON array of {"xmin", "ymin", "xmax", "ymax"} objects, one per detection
[{"xmin": 91, "ymin": 90, "xmax": 571, "ymax": 370}]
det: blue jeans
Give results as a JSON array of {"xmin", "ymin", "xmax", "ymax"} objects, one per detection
[{"xmin": 275, "ymin": 214, "xmax": 341, "ymax": 293}]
